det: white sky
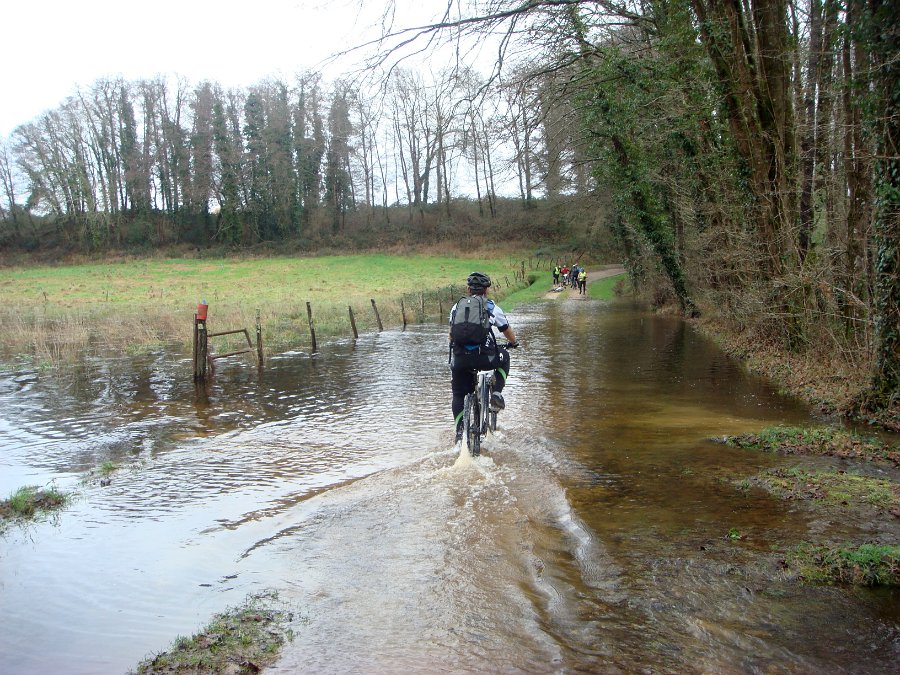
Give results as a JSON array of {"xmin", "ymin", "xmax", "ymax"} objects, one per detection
[{"xmin": 1, "ymin": 0, "xmax": 424, "ymax": 138}]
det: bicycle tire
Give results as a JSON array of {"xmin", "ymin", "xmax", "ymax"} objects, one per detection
[
  {"xmin": 464, "ymin": 393, "xmax": 481, "ymax": 457},
  {"xmin": 481, "ymin": 374, "xmax": 497, "ymax": 433}
]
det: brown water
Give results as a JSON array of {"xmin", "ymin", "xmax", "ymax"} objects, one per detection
[{"xmin": 0, "ymin": 298, "xmax": 896, "ymax": 674}]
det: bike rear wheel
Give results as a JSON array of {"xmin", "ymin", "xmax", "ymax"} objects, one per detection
[{"xmin": 464, "ymin": 393, "xmax": 481, "ymax": 456}]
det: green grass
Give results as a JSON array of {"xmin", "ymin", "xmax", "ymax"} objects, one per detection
[
  {"xmin": 0, "ymin": 254, "xmax": 530, "ymax": 309},
  {"xmin": 587, "ymin": 272, "xmax": 627, "ymax": 301},
  {"xmin": 130, "ymin": 591, "xmax": 293, "ymax": 674},
  {"xmin": 501, "ymin": 272, "xmax": 551, "ymax": 308},
  {"xmin": 0, "ymin": 253, "xmax": 546, "ymax": 364},
  {"xmin": 785, "ymin": 543, "xmax": 899, "ymax": 586},
  {"xmin": 98, "ymin": 461, "xmax": 118, "ymax": 476},
  {"xmin": 0, "ymin": 485, "xmax": 68, "ymax": 521}
]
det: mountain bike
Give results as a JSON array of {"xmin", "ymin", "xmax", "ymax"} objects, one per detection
[{"xmin": 462, "ymin": 342, "xmax": 517, "ymax": 457}]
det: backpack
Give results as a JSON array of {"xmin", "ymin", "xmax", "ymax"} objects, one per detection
[{"xmin": 450, "ymin": 295, "xmax": 491, "ymax": 350}]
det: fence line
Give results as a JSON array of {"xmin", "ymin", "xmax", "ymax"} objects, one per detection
[{"xmin": 198, "ymin": 257, "xmax": 548, "ymax": 365}]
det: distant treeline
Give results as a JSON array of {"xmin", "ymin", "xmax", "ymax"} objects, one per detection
[{"xmin": 0, "ymin": 68, "xmax": 600, "ymax": 252}]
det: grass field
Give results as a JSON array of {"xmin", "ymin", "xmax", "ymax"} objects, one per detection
[{"xmin": 0, "ymin": 253, "xmax": 551, "ymax": 366}]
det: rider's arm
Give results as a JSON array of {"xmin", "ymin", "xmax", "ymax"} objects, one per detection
[{"xmin": 501, "ymin": 326, "xmax": 518, "ymax": 345}]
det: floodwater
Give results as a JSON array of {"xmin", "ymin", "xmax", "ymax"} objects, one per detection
[{"xmin": 0, "ymin": 298, "xmax": 897, "ymax": 674}]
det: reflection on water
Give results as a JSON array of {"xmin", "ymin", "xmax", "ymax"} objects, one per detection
[{"xmin": 0, "ymin": 299, "xmax": 896, "ymax": 673}]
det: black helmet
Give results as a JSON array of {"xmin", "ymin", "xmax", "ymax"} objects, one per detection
[{"xmin": 467, "ymin": 272, "xmax": 492, "ymax": 292}]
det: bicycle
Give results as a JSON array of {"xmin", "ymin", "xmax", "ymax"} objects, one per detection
[{"xmin": 462, "ymin": 342, "xmax": 517, "ymax": 457}]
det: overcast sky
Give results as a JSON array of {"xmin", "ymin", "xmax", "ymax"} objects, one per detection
[{"xmin": 1, "ymin": 0, "xmax": 427, "ymax": 138}]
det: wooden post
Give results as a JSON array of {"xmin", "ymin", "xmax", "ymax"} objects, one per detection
[
  {"xmin": 370, "ymin": 298, "xmax": 383, "ymax": 331},
  {"xmin": 348, "ymin": 305, "xmax": 359, "ymax": 339},
  {"xmin": 400, "ymin": 298, "xmax": 407, "ymax": 327},
  {"xmin": 192, "ymin": 314, "xmax": 198, "ymax": 376},
  {"xmin": 194, "ymin": 317, "xmax": 208, "ymax": 381},
  {"xmin": 306, "ymin": 301, "xmax": 317, "ymax": 353},
  {"xmin": 521, "ymin": 260, "xmax": 525, "ymax": 278},
  {"xmin": 255, "ymin": 309, "xmax": 264, "ymax": 366},
  {"xmin": 198, "ymin": 319, "xmax": 208, "ymax": 380},
  {"xmin": 420, "ymin": 292, "xmax": 425, "ymax": 316},
  {"xmin": 449, "ymin": 285, "xmax": 455, "ymax": 301}
]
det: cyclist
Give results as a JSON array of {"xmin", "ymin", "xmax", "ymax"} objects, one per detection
[{"xmin": 449, "ymin": 272, "xmax": 519, "ymax": 444}]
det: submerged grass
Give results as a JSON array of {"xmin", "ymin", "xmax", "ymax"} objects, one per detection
[
  {"xmin": 784, "ymin": 543, "xmax": 900, "ymax": 587},
  {"xmin": 0, "ymin": 485, "xmax": 68, "ymax": 523},
  {"xmin": 725, "ymin": 425, "xmax": 899, "ymax": 466},
  {"xmin": 741, "ymin": 466, "xmax": 899, "ymax": 511},
  {"xmin": 130, "ymin": 590, "xmax": 294, "ymax": 674}
]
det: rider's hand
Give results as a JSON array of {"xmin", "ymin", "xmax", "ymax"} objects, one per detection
[{"xmin": 507, "ymin": 341, "xmax": 520, "ymax": 349}]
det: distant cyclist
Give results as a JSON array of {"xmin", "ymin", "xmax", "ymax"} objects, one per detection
[{"xmin": 448, "ymin": 272, "xmax": 519, "ymax": 444}]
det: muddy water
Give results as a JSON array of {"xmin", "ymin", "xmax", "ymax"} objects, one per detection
[{"xmin": 0, "ymin": 299, "xmax": 896, "ymax": 673}]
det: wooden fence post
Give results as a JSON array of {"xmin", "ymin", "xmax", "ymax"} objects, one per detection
[
  {"xmin": 400, "ymin": 298, "xmax": 407, "ymax": 327},
  {"xmin": 192, "ymin": 314, "xmax": 198, "ymax": 377},
  {"xmin": 194, "ymin": 316, "xmax": 208, "ymax": 381},
  {"xmin": 256, "ymin": 309, "xmax": 264, "ymax": 366},
  {"xmin": 420, "ymin": 292, "xmax": 425, "ymax": 316},
  {"xmin": 371, "ymin": 298, "xmax": 383, "ymax": 331},
  {"xmin": 306, "ymin": 301, "xmax": 317, "ymax": 353},
  {"xmin": 348, "ymin": 305, "xmax": 359, "ymax": 339}
]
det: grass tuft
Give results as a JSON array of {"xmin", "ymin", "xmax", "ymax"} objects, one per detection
[
  {"xmin": 130, "ymin": 590, "xmax": 294, "ymax": 674},
  {"xmin": 0, "ymin": 484, "xmax": 69, "ymax": 522},
  {"xmin": 784, "ymin": 543, "xmax": 899, "ymax": 587}
]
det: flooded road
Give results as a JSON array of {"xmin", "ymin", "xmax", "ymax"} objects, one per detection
[{"xmin": 1, "ymin": 298, "xmax": 897, "ymax": 673}]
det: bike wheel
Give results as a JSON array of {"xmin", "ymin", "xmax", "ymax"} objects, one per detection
[
  {"xmin": 482, "ymin": 376, "xmax": 497, "ymax": 433},
  {"xmin": 464, "ymin": 393, "xmax": 481, "ymax": 457}
]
